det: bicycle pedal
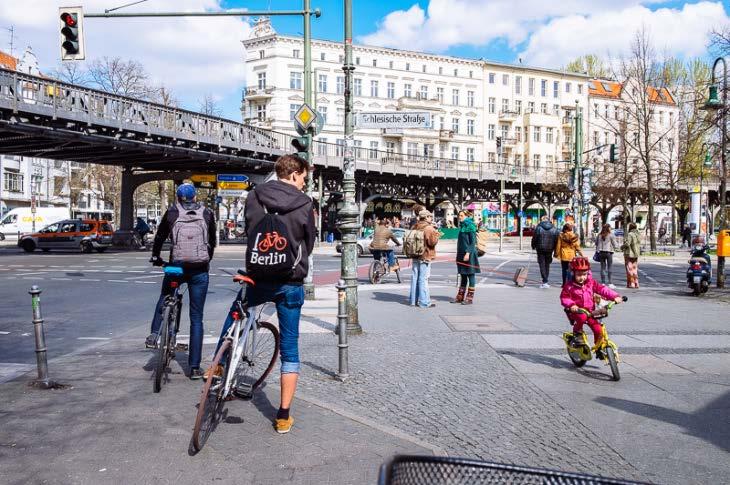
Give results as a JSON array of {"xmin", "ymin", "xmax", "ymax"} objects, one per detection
[
  {"xmin": 232, "ymin": 383, "xmax": 253, "ymax": 399},
  {"xmin": 175, "ymin": 343, "xmax": 188, "ymax": 352}
]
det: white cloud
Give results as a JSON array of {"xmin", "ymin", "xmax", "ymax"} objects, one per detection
[
  {"xmin": 519, "ymin": 2, "xmax": 729, "ymax": 68},
  {"xmin": 0, "ymin": 1, "xmax": 251, "ymax": 117},
  {"xmin": 360, "ymin": 0, "xmax": 651, "ymax": 52}
]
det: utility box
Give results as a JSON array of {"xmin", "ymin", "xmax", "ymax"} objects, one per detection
[{"xmin": 718, "ymin": 230, "xmax": 730, "ymax": 257}]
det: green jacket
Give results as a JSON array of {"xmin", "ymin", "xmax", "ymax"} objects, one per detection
[
  {"xmin": 456, "ymin": 218, "xmax": 480, "ymax": 275},
  {"xmin": 622, "ymin": 229, "xmax": 641, "ymax": 258}
]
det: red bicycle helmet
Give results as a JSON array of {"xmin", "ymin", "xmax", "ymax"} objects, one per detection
[{"xmin": 569, "ymin": 256, "xmax": 591, "ymax": 272}]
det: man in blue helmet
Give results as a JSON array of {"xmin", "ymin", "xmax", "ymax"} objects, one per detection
[{"xmin": 146, "ymin": 183, "xmax": 217, "ymax": 380}]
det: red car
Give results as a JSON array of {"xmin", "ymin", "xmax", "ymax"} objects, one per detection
[{"xmin": 505, "ymin": 227, "xmax": 535, "ymax": 237}]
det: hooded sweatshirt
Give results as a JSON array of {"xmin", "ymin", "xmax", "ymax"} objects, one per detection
[
  {"xmin": 554, "ymin": 231, "xmax": 581, "ymax": 261},
  {"xmin": 532, "ymin": 220, "xmax": 558, "ymax": 253},
  {"xmin": 245, "ymin": 180, "xmax": 315, "ymax": 283}
]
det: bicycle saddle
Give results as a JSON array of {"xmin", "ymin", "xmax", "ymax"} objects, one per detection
[{"xmin": 233, "ymin": 269, "xmax": 255, "ymax": 286}]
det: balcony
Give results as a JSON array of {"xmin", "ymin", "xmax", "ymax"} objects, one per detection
[
  {"xmin": 244, "ymin": 86, "xmax": 276, "ymax": 100},
  {"xmin": 439, "ymin": 129, "xmax": 454, "ymax": 141},
  {"xmin": 381, "ymin": 128, "xmax": 404, "ymax": 138},
  {"xmin": 562, "ymin": 116, "xmax": 573, "ymax": 127},
  {"xmin": 498, "ymin": 110, "xmax": 520, "ymax": 121}
]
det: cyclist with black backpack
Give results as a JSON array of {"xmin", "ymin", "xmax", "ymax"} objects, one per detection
[
  {"xmin": 206, "ymin": 155, "xmax": 315, "ymax": 434},
  {"xmin": 146, "ymin": 184, "xmax": 217, "ymax": 380}
]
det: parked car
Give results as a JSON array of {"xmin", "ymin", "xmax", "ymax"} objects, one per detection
[
  {"xmin": 19, "ymin": 219, "xmax": 114, "ymax": 253},
  {"xmin": 336, "ymin": 228, "xmax": 405, "ymax": 257},
  {"xmin": 505, "ymin": 227, "xmax": 535, "ymax": 237}
]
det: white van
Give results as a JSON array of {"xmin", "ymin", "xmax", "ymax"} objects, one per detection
[{"xmin": 0, "ymin": 207, "xmax": 70, "ymax": 240}]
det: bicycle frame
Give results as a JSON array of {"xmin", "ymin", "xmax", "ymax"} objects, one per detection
[{"xmin": 220, "ymin": 297, "xmax": 262, "ymax": 398}]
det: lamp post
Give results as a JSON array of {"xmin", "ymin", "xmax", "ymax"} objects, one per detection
[
  {"xmin": 704, "ymin": 57, "xmax": 727, "ymax": 288},
  {"xmin": 699, "ymin": 143, "xmax": 714, "ymax": 239}
]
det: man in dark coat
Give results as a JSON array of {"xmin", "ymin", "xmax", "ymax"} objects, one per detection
[{"xmin": 532, "ymin": 215, "xmax": 559, "ymax": 288}]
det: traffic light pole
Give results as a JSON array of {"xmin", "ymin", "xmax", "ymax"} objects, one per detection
[
  {"xmin": 573, "ymin": 101, "xmax": 584, "ymax": 246},
  {"xmin": 302, "ymin": 0, "xmax": 316, "ymax": 300},
  {"xmin": 339, "ymin": 0, "xmax": 361, "ymax": 334}
]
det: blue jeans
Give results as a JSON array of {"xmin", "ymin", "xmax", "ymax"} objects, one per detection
[
  {"xmin": 409, "ymin": 259, "xmax": 431, "ymax": 307},
  {"xmin": 150, "ymin": 269, "xmax": 209, "ymax": 369},
  {"xmin": 215, "ymin": 282, "xmax": 304, "ymax": 374},
  {"xmin": 372, "ymin": 249, "xmax": 395, "ymax": 267}
]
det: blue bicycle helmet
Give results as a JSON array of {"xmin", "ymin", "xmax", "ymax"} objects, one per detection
[{"xmin": 176, "ymin": 183, "xmax": 196, "ymax": 202}]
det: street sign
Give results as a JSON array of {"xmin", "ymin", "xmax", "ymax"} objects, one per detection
[
  {"xmin": 355, "ymin": 111, "xmax": 431, "ymax": 129},
  {"xmin": 217, "ymin": 174, "xmax": 249, "ymax": 183},
  {"xmin": 218, "ymin": 189, "xmax": 248, "ymax": 198},
  {"xmin": 30, "ymin": 195, "xmax": 36, "ymax": 213},
  {"xmin": 218, "ymin": 181, "xmax": 249, "ymax": 190},
  {"xmin": 503, "ymin": 189, "xmax": 519, "ymax": 195},
  {"xmin": 191, "ymin": 174, "xmax": 217, "ymax": 183},
  {"xmin": 294, "ymin": 103, "xmax": 316, "ymax": 133}
]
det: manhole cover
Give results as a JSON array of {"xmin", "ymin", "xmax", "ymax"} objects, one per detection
[{"xmin": 441, "ymin": 315, "xmax": 515, "ymax": 332}]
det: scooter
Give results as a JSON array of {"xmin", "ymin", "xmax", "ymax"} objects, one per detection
[{"xmin": 686, "ymin": 243, "xmax": 711, "ymax": 296}]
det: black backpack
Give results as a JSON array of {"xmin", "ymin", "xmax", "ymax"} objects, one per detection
[{"xmin": 246, "ymin": 204, "xmax": 301, "ymax": 280}]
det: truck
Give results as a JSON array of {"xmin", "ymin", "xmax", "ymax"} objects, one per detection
[{"xmin": 0, "ymin": 207, "xmax": 70, "ymax": 240}]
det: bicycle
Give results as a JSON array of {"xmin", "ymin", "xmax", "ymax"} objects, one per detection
[
  {"xmin": 152, "ymin": 264, "xmax": 187, "ymax": 393},
  {"xmin": 368, "ymin": 250, "xmax": 401, "ymax": 284},
  {"xmin": 562, "ymin": 296, "xmax": 627, "ymax": 381},
  {"xmin": 191, "ymin": 270, "xmax": 280, "ymax": 452}
]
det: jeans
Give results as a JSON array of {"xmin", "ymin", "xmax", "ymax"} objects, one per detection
[
  {"xmin": 459, "ymin": 274, "xmax": 476, "ymax": 288},
  {"xmin": 150, "ymin": 269, "xmax": 209, "ymax": 369},
  {"xmin": 215, "ymin": 282, "xmax": 304, "ymax": 374},
  {"xmin": 598, "ymin": 251, "xmax": 613, "ymax": 284},
  {"xmin": 409, "ymin": 259, "xmax": 431, "ymax": 307},
  {"xmin": 536, "ymin": 251, "xmax": 553, "ymax": 284},
  {"xmin": 372, "ymin": 249, "xmax": 395, "ymax": 267},
  {"xmin": 561, "ymin": 261, "xmax": 571, "ymax": 286}
]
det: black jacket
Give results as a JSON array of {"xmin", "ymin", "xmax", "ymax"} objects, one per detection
[
  {"xmin": 532, "ymin": 220, "xmax": 559, "ymax": 253},
  {"xmin": 245, "ymin": 180, "xmax": 315, "ymax": 284},
  {"xmin": 152, "ymin": 202, "xmax": 217, "ymax": 271}
]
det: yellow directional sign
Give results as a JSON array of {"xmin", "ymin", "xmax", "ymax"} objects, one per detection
[
  {"xmin": 219, "ymin": 181, "xmax": 249, "ymax": 190},
  {"xmin": 294, "ymin": 103, "xmax": 316, "ymax": 131},
  {"xmin": 191, "ymin": 174, "xmax": 217, "ymax": 183}
]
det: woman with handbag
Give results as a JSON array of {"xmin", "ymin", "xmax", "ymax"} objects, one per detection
[
  {"xmin": 594, "ymin": 223, "xmax": 619, "ymax": 288},
  {"xmin": 452, "ymin": 210, "xmax": 480, "ymax": 305},
  {"xmin": 621, "ymin": 223, "xmax": 641, "ymax": 288}
]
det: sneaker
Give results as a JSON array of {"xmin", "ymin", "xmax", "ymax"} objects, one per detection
[
  {"xmin": 144, "ymin": 333, "xmax": 158, "ymax": 349},
  {"xmin": 569, "ymin": 333, "xmax": 584, "ymax": 347},
  {"xmin": 608, "ymin": 284, "xmax": 616, "ymax": 289},
  {"xmin": 595, "ymin": 349, "xmax": 606, "ymax": 360},
  {"xmin": 274, "ymin": 416, "xmax": 294, "ymax": 434},
  {"xmin": 203, "ymin": 365, "xmax": 224, "ymax": 381},
  {"xmin": 540, "ymin": 283, "xmax": 550, "ymax": 289},
  {"xmin": 189, "ymin": 368, "xmax": 205, "ymax": 380}
]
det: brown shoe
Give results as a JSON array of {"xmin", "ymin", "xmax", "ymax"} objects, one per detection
[
  {"xmin": 462, "ymin": 287, "xmax": 475, "ymax": 305},
  {"xmin": 203, "ymin": 364, "xmax": 224, "ymax": 381},
  {"xmin": 451, "ymin": 286, "xmax": 466, "ymax": 303}
]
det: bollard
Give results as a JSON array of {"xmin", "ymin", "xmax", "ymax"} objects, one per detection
[
  {"xmin": 29, "ymin": 285, "xmax": 54, "ymax": 389},
  {"xmin": 335, "ymin": 279, "xmax": 349, "ymax": 381}
]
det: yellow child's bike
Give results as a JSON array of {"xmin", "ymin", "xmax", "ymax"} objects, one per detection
[{"xmin": 562, "ymin": 296, "xmax": 627, "ymax": 381}]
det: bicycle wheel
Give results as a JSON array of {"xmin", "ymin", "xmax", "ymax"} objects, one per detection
[
  {"xmin": 232, "ymin": 321, "xmax": 280, "ymax": 397},
  {"xmin": 567, "ymin": 348, "xmax": 587, "ymax": 368},
  {"xmin": 369, "ymin": 261, "xmax": 384, "ymax": 284},
  {"xmin": 153, "ymin": 306, "xmax": 172, "ymax": 393},
  {"xmin": 606, "ymin": 347, "xmax": 620, "ymax": 381},
  {"xmin": 192, "ymin": 339, "xmax": 231, "ymax": 452}
]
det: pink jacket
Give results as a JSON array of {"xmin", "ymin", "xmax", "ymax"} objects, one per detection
[{"xmin": 560, "ymin": 273, "xmax": 619, "ymax": 311}]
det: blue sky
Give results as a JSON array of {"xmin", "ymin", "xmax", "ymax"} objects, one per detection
[{"xmin": 3, "ymin": 1, "xmax": 727, "ymax": 119}]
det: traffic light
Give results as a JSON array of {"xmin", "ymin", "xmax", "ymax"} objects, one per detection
[
  {"xmin": 608, "ymin": 143, "xmax": 617, "ymax": 162},
  {"xmin": 59, "ymin": 7, "xmax": 85, "ymax": 61},
  {"xmin": 496, "ymin": 136, "xmax": 502, "ymax": 149},
  {"xmin": 291, "ymin": 134, "xmax": 311, "ymax": 162},
  {"xmin": 704, "ymin": 151, "xmax": 712, "ymax": 167}
]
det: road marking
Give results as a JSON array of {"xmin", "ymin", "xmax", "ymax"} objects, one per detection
[
  {"xmin": 51, "ymin": 278, "xmax": 72, "ymax": 281},
  {"xmin": 77, "ymin": 337, "xmax": 111, "ymax": 341},
  {"xmin": 638, "ymin": 269, "xmax": 659, "ymax": 285},
  {"xmin": 0, "ymin": 331, "xmax": 9, "ymax": 335},
  {"xmin": 126, "ymin": 270, "xmax": 145, "ymax": 273},
  {"xmin": 15, "ymin": 272, "xmax": 47, "ymax": 276},
  {"xmin": 137, "ymin": 281, "xmax": 156, "ymax": 284},
  {"xmin": 79, "ymin": 278, "xmax": 101, "ymax": 282},
  {"xmin": 651, "ymin": 262, "xmax": 677, "ymax": 268},
  {"xmin": 108, "ymin": 280, "xmax": 128, "ymax": 283},
  {"xmin": 125, "ymin": 274, "xmax": 160, "ymax": 280}
]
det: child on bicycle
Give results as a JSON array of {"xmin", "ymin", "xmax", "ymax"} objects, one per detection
[{"xmin": 561, "ymin": 257, "xmax": 622, "ymax": 353}]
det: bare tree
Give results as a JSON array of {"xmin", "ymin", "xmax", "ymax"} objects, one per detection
[
  {"xmin": 710, "ymin": 26, "xmax": 730, "ymax": 56},
  {"xmin": 87, "ymin": 57, "xmax": 158, "ymax": 99},
  {"xmin": 51, "ymin": 62, "xmax": 88, "ymax": 85},
  {"xmin": 198, "ymin": 93, "xmax": 223, "ymax": 117}
]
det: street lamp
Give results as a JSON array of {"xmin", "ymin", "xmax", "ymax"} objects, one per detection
[
  {"xmin": 699, "ymin": 143, "xmax": 715, "ymax": 239},
  {"xmin": 704, "ymin": 57, "xmax": 727, "ymax": 288}
]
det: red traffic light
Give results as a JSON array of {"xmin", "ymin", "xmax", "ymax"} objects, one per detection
[{"xmin": 60, "ymin": 12, "xmax": 77, "ymax": 27}]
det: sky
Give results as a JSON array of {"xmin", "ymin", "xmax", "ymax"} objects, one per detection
[{"xmin": 1, "ymin": 1, "xmax": 728, "ymax": 119}]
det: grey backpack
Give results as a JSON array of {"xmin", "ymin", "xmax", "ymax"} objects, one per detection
[{"xmin": 171, "ymin": 202, "xmax": 210, "ymax": 265}]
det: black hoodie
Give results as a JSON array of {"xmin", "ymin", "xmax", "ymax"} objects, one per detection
[
  {"xmin": 531, "ymin": 220, "xmax": 559, "ymax": 253},
  {"xmin": 245, "ymin": 179, "xmax": 315, "ymax": 283}
]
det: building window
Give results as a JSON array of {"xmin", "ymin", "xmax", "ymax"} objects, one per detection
[
  {"xmin": 553, "ymin": 104, "xmax": 559, "ymax": 115},
  {"xmin": 424, "ymin": 144, "xmax": 434, "ymax": 158},
  {"xmin": 515, "ymin": 100, "xmax": 522, "ymax": 114},
  {"xmin": 256, "ymin": 104, "xmax": 266, "ymax": 120},
  {"xmin": 439, "ymin": 66, "xmax": 443, "ymax": 75},
  {"xmin": 527, "ymin": 101, "xmax": 535, "ymax": 113},
  {"xmin": 289, "ymin": 104, "xmax": 298, "ymax": 121},
  {"xmin": 289, "ymin": 72, "xmax": 302, "ymax": 90},
  {"xmin": 593, "ymin": 131, "xmax": 600, "ymax": 146},
  {"xmin": 553, "ymin": 81, "xmax": 559, "ymax": 98},
  {"xmin": 467, "ymin": 119, "xmax": 475, "ymax": 136},
  {"xmin": 419, "ymin": 85, "xmax": 428, "ymax": 100},
  {"xmin": 533, "ymin": 126, "xmax": 541, "ymax": 142},
  {"xmin": 452, "ymin": 89, "xmax": 460, "ymax": 106},
  {"xmin": 540, "ymin": 103, "xmax": 548, "ymax": 114},
  {"xmin": 533, "ymin": 154, "xmax": 541, "ymax": 170},
  {"xmin": 356, "ymin": 57, "xmax": 360, "ymax": 65},
  {"xmin": 453, "ymin": 68, "xmax": 458, "ymax": 77},
  {"xmin": 489, "ymin": 73, "xmax": 495, "ymax": 84},
  {"xmin": 500, "ymin": 123, "xmax": 508, "ymax": 139},
  {"xmin": 317, "ymin": 138, "xmax": 328, "ymax": 156},
  {"xmin": 370, "ymin": 80, "xmax": 379, "ymax": 97},
  {"xmin": 369, "ymin": 141, "xmax": 379, "ymax": 159},
  {"xmin": 515, "ymin": 126, "xmax": 522, "ymax": 141},
  {"xmin": 546, "ymin": 154, "xmax": 554, "ymax": 167},
  {"xmin": 422, "ymin": 64, "xmax": 427, "ymax": 73},
  {"xmin": 515, "ymin": 76, "xmax": 522, "ymax": 95},
  {"xmin": 31, "ymin": 175, "xmax": 42, "ymax": 195},
  {"xmin": 385, "ymin": 141, "xmax": 395, "ymax": 155},
  {"xmin": 354, "ymin": 140, "xmax": 363, "ymax": 158},
  {"xmin": 594, "ymin": 103, "xmax": 599, "ymax": 117},
  {"xmin": 4, "ymin": 171, "xmax": 23, "ymax": 192},
  {"xmin": 372, "ymin": 59, "xmax": 377, "ymax": 67},
  {"xmin": 439, "ymin": 116, "xmax": 445, "ymax": 130},
  {"xmin": 528, "ymin": 78, "xmax": 535, "ymax": 96},
  {"xmin": 319, "ymin": 106, "xmax": 328, "ymax": 124},
  {"xmin": 339, "ymin": 55, "xmax": 344, "ymax": 63},
  {"xmin": 488, "ymin": 124, "xmax": 495, "ymax": 140},
  {"xmin": 354, "ymin": 78, "xmax": 362, "ymax": 96},
  {"xmin": 451, "ymin": 146, "xmax": 460, "ymax": 160},
  {"xmin": 501, "ymin": 98, "xmax": 509, "ymax": 113},
  {"xmin": 467, "ymin": 91, "xmax": 474, "ymax": 107},
  {"xmin": 614, "ymin": 105, "xmax": 619, "ymax": 120},
  {"xmin": 257, "ymin": 72, "xmax": 266, "ymax": 89},
  {"xmin": 387, "ymin": 82, "xmax": 395, "ymax": 99},
  {"xmin": 467, "ymin": 147, "xmax": 475, "ymax": 162},
  {"xmin": 337, "ymin": 76, "xmax": 344, "ymax": 94},
  {"xmin": 404, "ymin": 83, "xmax": 412, "ymax": 98},
  {"xmin": 436, "ymin": 87, "xmax": 444, "ymax": 103},
  {"xmin": 259, "ymin": 50, "xmax": 265, "ymax": 59},
  {"xmin": 293, "ymin": 49, "xmax": 303, "ymax": 58},
  {"xmin": 336, "ymin": 139, "xmax": 345, "ymax": 157},
  {"xmin": 318, "ymin": 74, "xmax": 328, "ymax": 93},
  {"xmin": 320, "ymin": 52, "xmax": 326, "ymax": 61},
  {"xmin": 604, "ymin": 131, "xmax": 610, "ymax": 145},
  {"xmin": 566, "ymin": 82, "xmax": 571, "ymax": 93},
  {"xmin": 407, "ymin": 142, "xmax": 418, "ymax": 160},
  {"xmin": 546, "ymin": 127, "xmax": 554, "ymax": 143},
  {"xmin": 540, "ymin": 79, "xmax": 547, "ymax": 97},
  {"xmin": 452, "ymin": 117, "xmax": 460, "ymax": 133},
  {"xmin": 578, "ymin": 84, "xmax": 583, "ymax": 94},
  {"xmin": 502, "ymin": 74, "xmax": 509, "ymax": 86},
  {"xmin": 488, "ymin": 97, "xmax": 495, "ymax": 114},
  {"xmin": 387, "ymin": 60, "xmax": 393, "ymax": 69}
]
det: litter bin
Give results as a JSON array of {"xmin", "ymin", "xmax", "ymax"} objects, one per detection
[{"xmin": 718, "ymin": 230, "xmax": 730, "ymax": 257}]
